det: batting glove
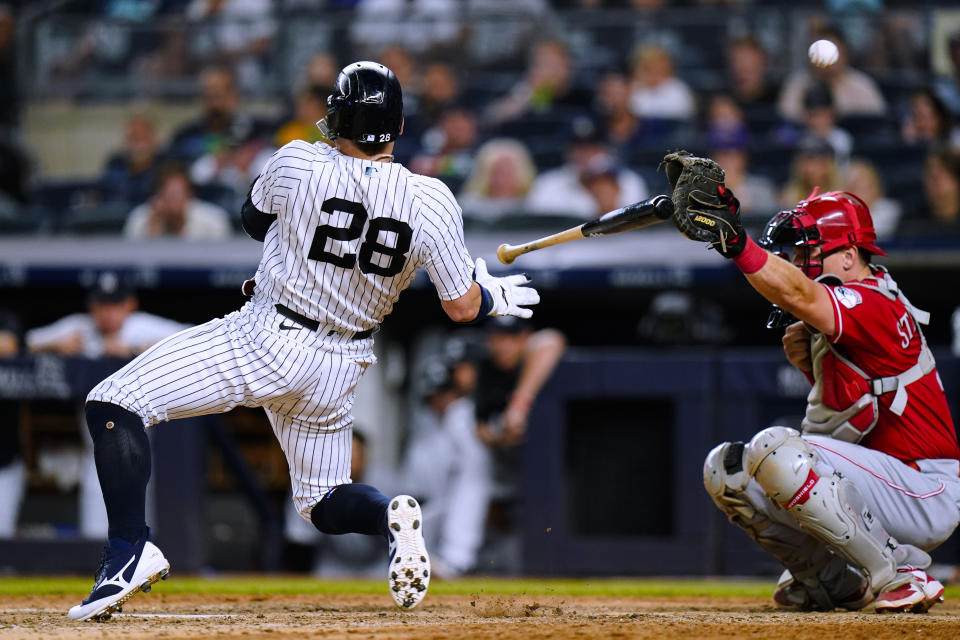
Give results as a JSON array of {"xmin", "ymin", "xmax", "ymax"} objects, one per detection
[{"xmin": 474, "ymin": 258, "xmax": 540, "ymax": 319}]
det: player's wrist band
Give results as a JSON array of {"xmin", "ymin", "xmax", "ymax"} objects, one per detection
[
  {"xmin": 732, "ymin": 236, "xmax": 768, "ymax": 274},
  {"xmin": 469, "ymin": 283, "xmax": 494, "ymax": 322}
]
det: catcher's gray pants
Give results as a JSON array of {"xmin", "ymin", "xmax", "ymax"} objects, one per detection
[
  {"xmin": 88, "ymin": 301, "xmax": 376, "ymax": 521},
  {"xmin": 730, "ymin": 435, "xmax": 960, "ymax": 564}
]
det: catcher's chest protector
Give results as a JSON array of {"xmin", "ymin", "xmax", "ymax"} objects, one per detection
[{"xmin": 802, "ymin": 271, "xmax": 935, "ymax": 443}]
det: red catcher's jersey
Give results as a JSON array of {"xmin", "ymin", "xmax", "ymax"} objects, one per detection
[{"xmin": 822, "ymin": 271, "xmax": 959, "ymax": 462}]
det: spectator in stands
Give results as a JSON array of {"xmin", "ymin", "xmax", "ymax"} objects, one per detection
[
  {"xmin": 350, "ymin": 0, "xmax": 459, "ymax": 57},
  {"xmin": 274, "ymin": 52, "xmax": 339, "ymax": 147},
  {"xmin": 0, "ymin": 310, "xmax": 22, "ymax": 538},
  {"xmin": 628, "ymin": 43, "xmax": 695, "ymax": 121},
  {"xmin": 302, "ymin": 52, "xmax": 338, "ymax": 89},
  {"xmin": 400, "ymin": 356, "xmax": 491, "ymax": 578},
  {"xmin": 706, "ymin": 126, "xmax": 777, "ymax": 222},
  {"xmin": 420, "ymin": 61, "xmax": 461, "ymax": 126},
  {"xmin": 99, "ymin": 113, "xmax": 164, "ymax": 206},
  {"xmin": 934, "ymin": 31, "xmax": 960, "ymax": 118},
  {"xmin": 485, "ymin": 40, "xmax": 592, "ymax": 127},
  {"xmin": 780, "ymin": 134, "xmax": 840, "ymax": 208},
  {"xmin": 274, "ymin": 84, "xmax": 328, "ymax": 147},
  {"xmin": 409, "ymin": 107, "xmax": 479, "ymax": 185},
  {"xmin": 185, "ymin": 0, "xmax": 277, "ymax": 90},
  {"xmin": 26, "ymin": 272, "xmax": 188, "ymax": 538},
  {"xmin": 189, "ymin": 132, "xmax": 275, "ymax": 208},
  {"xmin": 167, "ymin": 65, "xmax": 270, "ymax": 164},
  {"xmin": 124, "ymin": 166, "xmax": 232, "ymax": 239},
  {"xmin": 800, "ymin": 83, "xmax": 853, "ymax": 167},
  {"xmin": 378, "ymin": 46, "xmax": 421, "ymax": 148},
  {"xmin": 778, "ymin": 27, "xmax": 886, "ymax": 123},
  {"xmin": 525, "ymin": 117, "xmax": 648, "ymax": 218},
  {"xmin": 458, "ymin": 138, "xmax": 537, "ymax": 222},
  {"xmin": 842, "ymin": 158, "xmax": 901, "ymax": 239},
  {"xmin": 473, "ymin": 316, "xmax": 565, "ymax": 572},
  {"xmin": 726, "ymin": 35, "xmax": 780, "ymax": 128},
  {"xmin": 903, "ymin": 148, "xmax": 960, "ymax": 236},
  {"xmin": 595, "ymin": 71, "xmax": 681, "ymax": 156},
  {"xmin": 901, "ymin": 89, "xmax": 960, "ymax": 151},
  {"xmin": 0, "ymin": 4, "xmax": 19, "ymax": 131}
]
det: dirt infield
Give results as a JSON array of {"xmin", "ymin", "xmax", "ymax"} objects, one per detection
[{"xmin": 3, "ymin": 592, "xmax": 960, "ymax": 639}]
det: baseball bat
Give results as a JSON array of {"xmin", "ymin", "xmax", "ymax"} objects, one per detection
[{"xmin": 496, "ymin": 194, "xmax": 674, "ymax": 265}]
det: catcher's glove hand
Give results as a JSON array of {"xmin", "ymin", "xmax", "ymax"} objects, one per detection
[{"xmin": 660, "ymin": 151, "xmax": 746, "ymax": 258}]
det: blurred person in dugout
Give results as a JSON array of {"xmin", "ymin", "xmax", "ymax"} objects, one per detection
[
  {"xmin": 473, "ymin": 317, "xmax": 565, "ymax": 571},
  {"xmin": 399, "ymin": 356, "xmax": 490, "ymax": 578},
  {"xmin": 458, "ymin": 138, "xmax": 537, "ymax": 222},
  {"xmin": 24, "ymin": 272, "xmax": 188, "ymax": 538},
  {"xmin": 0, "ymin": 310, "xmax": 23, "ymax": 537},
  {"xmin": 284, "ymin": 429, "xmax": 398, "ymax": 577},
  {"xmin": 524, "ymin": 117, "xmax": 648, "ymax": 218},
  {"xmin": 124, "ymin": 165, "xmax": 232, "ymax": 239}
]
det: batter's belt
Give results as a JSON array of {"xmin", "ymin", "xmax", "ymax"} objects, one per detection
[{"xmin": 275, "ymin": 303, "xmax": 377, "ymax": 340}]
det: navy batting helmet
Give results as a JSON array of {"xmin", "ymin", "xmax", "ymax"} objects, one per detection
[{"xmin": 320, "ymin": 61, "xmax": 403, "ymax": 144}]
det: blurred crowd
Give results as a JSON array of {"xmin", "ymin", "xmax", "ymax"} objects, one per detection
[{"xmin": 0, "ymin": 2, "xmax": 957, "ymax": 238}]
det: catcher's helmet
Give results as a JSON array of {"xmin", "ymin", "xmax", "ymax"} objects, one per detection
[
  {"xmin": 320, "ymin": 61, "xmax": 403, "ymax": 144},
  {"xmin": 759, "ymin": 188, "xmax": 885, "ymax": 278}
]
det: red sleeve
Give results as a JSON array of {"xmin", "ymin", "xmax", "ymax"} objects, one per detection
[{"xmin": 824, "ymin": 282, "xmax": 919, "ymax": 377}]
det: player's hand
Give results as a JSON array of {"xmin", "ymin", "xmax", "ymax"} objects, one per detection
[
  {"xmin": 474, "ymin": 258, "xmax": 540, "ymax": 319},
  {"xmin": 782, "ymin": 321, "xmax": 813, "ymax": 374}
]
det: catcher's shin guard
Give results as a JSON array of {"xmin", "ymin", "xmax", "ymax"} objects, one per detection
[
  {"xmin": 744, "ymin": 427, "xmax": 900, "ymax": 594},
  {"xmin": 704, "ymin": 441, "xmax": 847, "ymax": 610}
]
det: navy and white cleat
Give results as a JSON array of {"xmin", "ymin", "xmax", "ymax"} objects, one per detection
[
  {"xmin": 68, "ymin": 529, "xmax": 170, "ymax": 622},
  {"xmin": 387, "ymin": 495, "xmax": 430, "ymax": 609}
]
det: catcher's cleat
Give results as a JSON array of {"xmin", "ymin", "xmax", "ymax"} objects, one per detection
[
  {"xmin": 68, "ymin": 528, "xmax": 170, "ymax": 622},
  {"xmin": 387, "ymin": 495, "xmax": 430, "ymax": 610},
  {"xmin": 875, "ymin": 569, "xmax": 944, "ymax": 614}
]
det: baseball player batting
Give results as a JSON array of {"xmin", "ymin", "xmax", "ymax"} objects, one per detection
[
  {"xmin": 663, "ymin": 154, "xmax": 958, "ymax": 613},
  {"xmin": 68, "ymin": 61, "xmax": 539, "ymax": 622}
]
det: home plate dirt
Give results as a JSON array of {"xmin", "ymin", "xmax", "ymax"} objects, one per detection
[{"xmin": 2, "ymin": 593, "xmax": 959, "ymax": 639}]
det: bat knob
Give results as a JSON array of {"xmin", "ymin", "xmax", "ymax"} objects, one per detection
[
  {"xmin": 496, "ymin": 244, "xmax": 515, "ymax": 265},
  {"xmin": 653, "ymin": 195, "xmax": 674, "ymax": 219}
]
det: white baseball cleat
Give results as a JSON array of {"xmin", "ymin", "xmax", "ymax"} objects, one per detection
[
  {"xmin": 875, "ymin": 568, "xmax": 945, "ymax": 614},
  {"xmin": 68, "ymin": 530, "xmax": 170, "ymax": 622},
  {"xmin": 387, "ymin": 495, "xmax": 430, "ymax": 609}
]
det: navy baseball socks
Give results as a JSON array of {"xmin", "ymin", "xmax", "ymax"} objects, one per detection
[
  {"xmin": 69, "ymin": 402, "xmax": 169, "ymax": 622},
  {"xmin": 311, "ymin": 485, "xmax": 430, "ymax": 609}
]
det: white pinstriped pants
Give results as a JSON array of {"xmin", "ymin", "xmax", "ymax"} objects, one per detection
[{"xmin": 88, "ymin": 301, "xmax": 376, "ymax": 521}]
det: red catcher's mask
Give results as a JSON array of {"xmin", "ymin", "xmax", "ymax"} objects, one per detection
[{"xmin": 759, "ymin": 188, "xmax": 886, "ymax": 278}]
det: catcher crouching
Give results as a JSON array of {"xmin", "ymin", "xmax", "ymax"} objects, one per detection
[{"xmin": 662, "ymin": 151, "xmax": 960, "ymax": 613}]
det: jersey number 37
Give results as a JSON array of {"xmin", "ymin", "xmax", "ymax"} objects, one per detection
[{"xmin": 308, "ymin": 197, "xmax": 412, "ymax": 278}]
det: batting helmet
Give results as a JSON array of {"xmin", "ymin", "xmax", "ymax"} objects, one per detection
[
  {"xmin": 320, "ymin": 61, "xmax": 403, "ymax": 144},
  {"xmin": 759, "ymin": 188, "xmax": 885, "ymax": 278}
]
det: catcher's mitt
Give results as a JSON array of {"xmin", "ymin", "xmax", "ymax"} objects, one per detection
[{"xmin": 659, "ymin": 150, "xmax": 745, "ymax": 256}]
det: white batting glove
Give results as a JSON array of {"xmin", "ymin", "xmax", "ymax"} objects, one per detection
[{"xmin": 474, "ymin": 257, "xmax": 540, "ymax": 319}]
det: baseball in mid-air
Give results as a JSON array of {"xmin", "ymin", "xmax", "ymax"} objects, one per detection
[{"xmin": 808, "ymin": 39, "xmax": 839, "ymax": 68}]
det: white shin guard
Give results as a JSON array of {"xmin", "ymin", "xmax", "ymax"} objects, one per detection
[{"xmin": 745, "ymin": 427, "xmax": 900, "ymax": 594}]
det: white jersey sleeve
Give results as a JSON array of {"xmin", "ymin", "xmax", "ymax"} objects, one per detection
[
  {"xmin": 412, "ymin": 177, "xmax": 475, "ymax": 301},
  {"xmin": 250, "ymin": 140, "xmax": 317, "ymax": 216}
]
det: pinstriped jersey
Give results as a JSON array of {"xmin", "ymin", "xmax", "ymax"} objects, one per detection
[{"xmin": 249, "ymin": 140, "xmax": 474, "ymax": 333}]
